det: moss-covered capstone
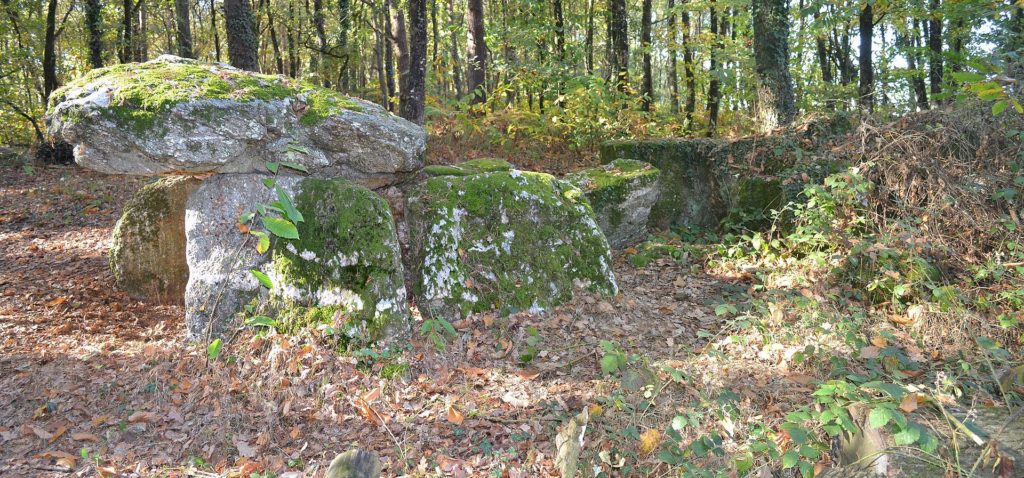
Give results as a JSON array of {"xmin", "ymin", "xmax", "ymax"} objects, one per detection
[
  {"xmin": 565, "ymin": 159, "xmax": 661, "ymax": 248},
  {"xmin": 46, "ymin": 55, "xmax": 425, "ymax": 188},
  {"xmin": 261, "ymin": 178, "xmax": 409, "ymax": 347},
  {"xmin": 422, "ymin": 158, "xmax": 513, "ymax": 177},
  {"xmin": 406, "ymin": 170, "xmax": 618, "ymax": 318},
  {"xmin": 110, "ymin": 176, "xmax": 200, "ymax": 304},
  {"xmin": 185, "ymin": 174, "xmax": 408, "ymax": 342}
]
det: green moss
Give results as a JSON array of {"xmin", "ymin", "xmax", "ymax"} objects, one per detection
[
  {"xmin": 50, "ymin": 58, "xmax": 362, "ymax": 135},
  {"xmin": 566, "ymin": 159, "xmax": 660, "ymax": 230},
  {"xmin": 724, "ymin": 177, "xmax": 785, "ymax": 231},
  {"xmin": 380, "ymin": 363, "xmax": 410, "ymax": 379},
  {"xmin": 423, "ymin": 158, "xmax": 514, "ymax": 177},
  {"xmin": 265, "ymin": 178, "xmax": 405, "ymax": 347},
  {"xmin": 408, "ymin": 170, "xmax": 617, "ymax": 318}
]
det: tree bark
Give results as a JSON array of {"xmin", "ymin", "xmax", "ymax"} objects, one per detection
[
  {"xmin": 585, "ymin": 0, "xmax": 594, "ymax": 75},
  {"xmin": 640, "ymin": 0, "xmax": 653, "ymax": 111},
  {"xmin": 667, "ymin": 0, "xmax": 679, "ymax": 113},
  {"xmin": 858, "ymin": 2, "xmax": 873, "ymax": 111},
  {"xmin": 683, "ymin": 5, "xmax": 696, "ymax": 126},
  {"xmin": 752, "ymin": 0, "xmax": 796, "ymax": 132},
  {"xmin": 707, "ymin": 3, "xmax": 722, "ymax": 136},
  {"xmin": 384, "ymin": 0, "xmax": 397, "ymax": 108},
  {"xmin": 338, "ymin": 0, "xmax": 351, "ymax": 88},
  {"xmin": 928, "ymin": 0, "xmax": 943, "ymax": 99},
  {"xmin": 609, "ymin": 0, "xmax": 628, "ymax": 93},
  {"xmin": 174, "ymin": 0, "xmax": 194, "ymax": 58},
  {"xmin": 392, "ymin": 4, "xmax": 410, "ymax": 102},
  {"xmin": 402, "ymin": 0, "xmax": 427, "ymax": 123},
  {"xmin": 86, "ymin": 0, "xmax": 104, "ymax": 68},
  {"xmin": 224, "ymin": 0, "xmax": 260, "ymax": 71},
  {"xmin": 43, "ymin": 0, "xmax": 59, "ymax": 104},
  {"xmin": 267, "ymin": 2, "xmax": 284, "ymax": 73},
  {"xmin": 120, "ymin": 0, "xmax": 133, "ymax": 62},
  {"xmin": 213, "ymin": 0, "xmax": 223, "ymax": 62},
  {"xmin": 910, "ymin": 19, "xmax": 929, "ymax": 110},
  {"xmin": 311, "ymin": 0, "xmax": 328, "ymax": 84},
  {"xmin": 467, "ymin": 0, "xmax": 486, "ymax": 104},
  {"xmin": 448, "ymin": 0, "xmax": 463, "ymax": 97}
]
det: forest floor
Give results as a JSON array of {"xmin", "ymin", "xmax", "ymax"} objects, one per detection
[{"xmin": 0, "ymin": 160, "xmax": 766, "ymax": 477}]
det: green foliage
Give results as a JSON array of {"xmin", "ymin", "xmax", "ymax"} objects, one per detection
[{"xmin": 420, "ymin": 317, "xmax": 457, "ymax": 351}]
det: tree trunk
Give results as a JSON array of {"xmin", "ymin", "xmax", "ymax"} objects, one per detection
[
  {"xmin": 585, "ymin": 0, "xmax": 594, "ymax": 75},
  {"xmin": 43, "ymin": 0, "xmax": 59, "ymax": 104},
  {"xmin": 393, "ymin": 4, "xmax": 410, "ymax": 102},
  {"xmin": 910, "ymin": 19, "xmax": 929, "ymax": 110},
  {"xmin": 858, "ymin": 2, "xmax": 873, "ymax": 111},
  {"xmin": 431, "ymin": 0, "xmax": 439, "ymax": 63},
  {"xmin": 707, "ymin": 4, "xmax": 722, "ymax": 136},
  {"xmin": 224, "ymin": 0, "xmax": 259, "ymax": 71},
  {"xmin": 213, "ymin": 0, "xmax": 222, "ymax": 62},
  {"xmin": 311, "ymin": 0, "xmax": 327, "ymax": 84},
  {"xmin": 448, "ymin": 0, "xmax": 463, "ymax": 97},
  {"xmin": 376, "ymin": 13, "xmax": 389, "ymax": 104},
  {"xmin": 174, "ymin": 0, "xmax": 194, "ymax": 58},
  {"xmin": 553, "ymin": 0, "xmax": 565, "ymax": 107},
  {"xmin": 467, "ymin": 0, "xmax": 486, "ymax": 104},
  {"xmin": 667, "ymin": 0, "xmax": 679, "ymax": 113},
  {"xmin": 120, "ymin": 0, "xmax": 133, "ymax": 62},
  {"xmin": 384, "ymin": 0, "xmax": 397, "ymax": 108},
  {"xmin": 86, "ymin": 0, "xmax": 104, "ymax": 68},
  {"xmin": 338, "ymin": 0, "xmax": 351, "ymax": 88},
  {"xmin": 609, "ymin": 0, "xmax": 628, "ymax": 93},
  {"xmin": 752, "ymin": 0, "xmax": 796, "ymax": 132},
  {"xmin": 267, "ymin": 3, "xmax": 284, "ymax": 73},
  {"xmin": 402, "ymin": 0, "xmax": 427, "ymax": 123},
  {"xmin": 928, "ymin": 0, "xmax": 942, "ymax": 99},
  {"xmin": 683, "ymin": 6, "xmax": 696, "ymax": 126},
  {"xmin": 640, "ymin": 0, "xmax": 653, "ymax": 111},
  {"xmin": 133, "ymin": 0, "xmax": 148, "ymax": 61}
]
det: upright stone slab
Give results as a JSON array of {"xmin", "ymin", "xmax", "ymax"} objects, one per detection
[
  {"xmin": 46, "ymin": 55, "xmax": 425, "ymax": 189},
  {"xmin": 185, "ymin": 175, "xmax": 408, "ymax": 343},
  {"xmin": 406, "ymin": 170, "xmax": 618, "ymax": 318},
  {"xmin": 565, "ymin": 159, "xmax": 661, "ymax": 248},
  {"xmin": 110, "ymin": 176, "xmax": 201, "ymax": 304}
]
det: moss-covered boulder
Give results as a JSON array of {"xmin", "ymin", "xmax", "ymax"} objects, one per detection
[
  {"xmin": 723, "ymin": 177, "xmax": 785, "ymax": 230},
  {"xmin": 185, "ymin": 174, "xmax": 408, "ymax": 342},
  {"xmin": 46, "ymin": 55, "xmax": 425, "ymax": 188},
  {"xmin": 422, "ymin": 158, "xmax": 513, "ymax": 177},
  {"xmin": 406, "ymin": 170, "xmax": 618, "ymax": 318},
  {"xmin": 565, "ymin": 159, "xmax": 661, "ymax": 248},
  {"xmin": 110, "ymin": 176, "xmax": 200, "ymax": 304}
]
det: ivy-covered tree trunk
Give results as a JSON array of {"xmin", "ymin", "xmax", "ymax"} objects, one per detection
[
  {"xmin": 467, "ymin": 0, "xmax": 487, "ymax": 104},
  {"xmin": 224, "ymin": 0, "xmax": 259, "ymax": 71},
  {"xmin": 609, "ymin": 0, "xmax": 628, "ymax": 93},
  {"xmin": 402, "ymin": 0, "xmax": 427, "ymax": 124},
  {"xmin": 85, "ymin": 0, "xmax": 104, "ymax": 68},
  {"xmin": 174, "ymin": 0, "xmax": 194, "ymax": 58},
  {"xmin": 858, "ymin": 2, "xmax": 873, "ymax": 111},
  {"xmin": 752, "ymin": 0, "xmax": 796, "ymax": 132},
  {"xmin": 640, "ymin": 0, "xmax": 653, "ymax": 111}
]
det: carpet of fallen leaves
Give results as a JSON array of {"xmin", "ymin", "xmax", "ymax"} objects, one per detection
[{"xmin": 0, "ymin": 160, "xmax": 770, "ymax": 477}]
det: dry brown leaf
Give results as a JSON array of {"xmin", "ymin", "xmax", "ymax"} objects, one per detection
[
  {"xmin": 447, "ymin": 405, "xmax": 465, "ymax": 425},
  {"xmin": 870, "ymin": 335, "xmax": 888, "ymax": 347},
  {"xmin": 45, "ymin": 296, "xmax": 67, "ymax": 307},
  {"xmin": 900, "ymin": 393, "xmax": 920, "ymax": 413},
  {"xmin": 72, "ymin": 432, "xmax": 100, "ymax": 442},
  {"xmin": 860, "ymin": 346, "xmax": 881, "ymax": 359},
  {"xmin": 361, "ymin": 387, "xmax": 381, "ymax": 403},
  {"xmin": 48, "ymin": 424, "xmax": 66, "ymax": 443},
  {"xmin": 128, "ymin": 411, "xmax": 159, "ymax": 423},
  {"xmin": 517, "ymin": 368, "xmax": 540, "ymax": 380}
]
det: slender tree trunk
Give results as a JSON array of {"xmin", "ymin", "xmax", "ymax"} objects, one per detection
[
  {"xmin": 553, "ymin": 0, "xmax": 565, "ymax": 107},
  {"xmin": 267, "ymin": 4, "xmax": 284, "ymax": 73},
  {"xmin": 338, "ymin": 0, "xmax": 351, "ymax": 88},
  {"xmin": 311, "ymin": 0, "xmax": 327, "ymax": 84},
  {"xmin": 376, "ymin": 12, "xmax": 389, "ymax": 104},
  {"xmin": 402, "ymin": 0, "xmax": 427, "ymax": 123},
  {"xmin": 707, "ymin": 4, "xmax": 722, "ymax": 136},
  {"xmin": 910, "ymin": 19, "xmax": 929, "ymax": 109},
  {"xmin": 213, "ymin": 0, "xmax": 222, "ymax": 62},
  {"xmin": 224, "ymin": 0, "xmax": 260, "ymax": 71},
  {"xmin": 467, "ymin": 0, "xmax": 486, "ymax": 104},
  {"xmin": 174, "ymin": 0, "xmax": 194, "ymax": 58},
  {"xmin": 120, "ymin": 0, "xmax": 133, "ymax": 62},
  {"xmin": 448, "ymin": 0, "xmax": 463, "ymax": 97},
  {"xmin": 752, "ymin": 0, "xmax": 796, "ymax": 132},
  {"xmin": 286, "ymin": 0, "xmax": 298, "ymax": 75},
  {"xmin": 134, "ymin": 0, "xmax": 148, "ymax": 61},
  {"xmin": 393, "ymin": 4, "xmax": 410, "ymax": 101},
  {"xmin": 683, "ymin": 6, "xmax": 696, "ymax": 126},
  {"xmin": 585, "ymin": 0, "xmax": 594, "ymax": 75},
  {"xmin": 928, "ymin": 0, "xmax": 943, "ymax": 99},
  {"xmin": 858, "ymin": 2, "xmax": 873, "ymax": 111},
  {"xmin": 86, "ymin": 0, "xmax": 104, "ymax": 68},
  {"xmin": 609, "ymin": 0, "xmax": 628, "ymax": 93},
  {"xmin": 431, "ymin": 0, "xmax": 439, "ymax": 63},
  {"xmin": 814, "ymin": 10, "xmax": 833, "ymax": 109},
  {"xmin": 640, "ymin": 0, "xmax": 653, "ymax": 111},
  {"xmin": 667, "ymin": 0, "xmax": 679, "ymax": 114},
  {"xmin": 43, "ymin": 0, "xmax": 59, "ymax": 104},
  {"xmin": 384, "ymin": 0, "xmax": 397, "ymax": 108}
]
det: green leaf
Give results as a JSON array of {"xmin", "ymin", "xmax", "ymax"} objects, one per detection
[
  {"xmin": 951, "ymin": 71, "xmax": 986, "ymax": 83},
  {"xmin": 207, "ymin": 339, "xmax": 223, "ymax": 361},
  {"xmin": 262, "ymin": 217, "xmax": 299, "ymax": 239},
  {"xmin": 893, "ymin": 424, "xmax": 921, "ymax": 445},
  {"xmin": 245, "ymin": 315, "xmax": 278, "ymax": 328},
  {"xmin": 671, "ymin": 415, "xmax": 687, "ymax": 432},
  {"xmin": 868, "ymin": 406, "xmax": 893, "ymax": 429},
  {"xmin": 262, "ymin": 178, "xmax": 275, "ymax": 188},
  {"xmin": 781, "ymin": 449, "xmax": 799, "ymax": 468},
  {"xmin": 280, "ymin": 161, "xmax": 309, "ymax": 173},
  {"xmin": 250, "ymin": 230, "xmax": 270, "ymax": 254},
  {"xmin": 287, "ymin": 144, "xmax": 310, "ymax": 155},
  {"xmin": 266, "ymin": 162, "xmax": 280, "ymax": 174},
  {"xmin": 276, "ymin": 187, "xmax": 304, "ymax": 223},
  {"xmin": 600, "ymin": 354, "xmax": 621, "ymax": 375},
  {"xmin": 798, "ymin": 444, "xmax": 819, "ymax": 460},
  {"xmin": 239, "ymin": 211, "xmax": 255, "ymax": 224},
  {"xmin": 993, "ymin": 100, "xmax": 1008, "ymax": 116},
  {"xmin": 250, "ymin": 270, "xmax": 273, "ymax": 289}
]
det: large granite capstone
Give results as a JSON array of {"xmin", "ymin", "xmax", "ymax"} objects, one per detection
[
  {"xmin": 565, "ymin": 159, "xmax": 661, "ymax": 248},
  {"xmin": 46, "ymin": 55, "xmax": 425, "ymax": 188},
  {"xmin": 406, "ymin": 169, "xmax": 618, "ymax": 318},
  {"xmin": 185, "ymin": 174, "xmax": 408, "ymax": 343}
]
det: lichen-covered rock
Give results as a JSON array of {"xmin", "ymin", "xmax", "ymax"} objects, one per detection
[
  {"xmin": 264, "ymin": 178, "xmax": 409, "ymax": 346},
  {"xmin": 110, "ymin": 176, "xmax": 200, "ymax": 304},
  {"xmin": 406, "ymin": 170, "xmax": 618, "ymax": 318},
  {"xmin": 422, "ymin": 158, "xmax": 513, "ymax": 177},
  {"xmin": 565, "ymin": 159, "xmax": 661, "ymax": 248},
  {"xmin": 185, "ymin": 174, "xmax": 407, "ymax": 342},
  {"xmin": 46, "ymin": 55, "xmax": 425, "ymax": 188}
]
